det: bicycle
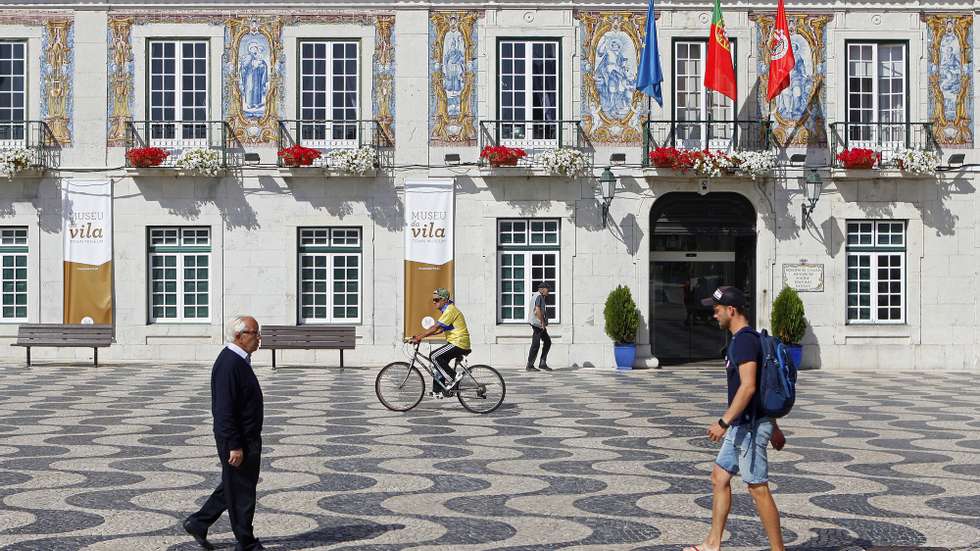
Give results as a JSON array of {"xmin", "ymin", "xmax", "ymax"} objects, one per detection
[{"xmin": 375, "ymin": 339, "xmax": 506, "ymax": 414}]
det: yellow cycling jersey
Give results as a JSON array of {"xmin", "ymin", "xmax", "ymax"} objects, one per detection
[{"xmin": 437, "ymin": 302, "xmax": 471, "ymax": 350}]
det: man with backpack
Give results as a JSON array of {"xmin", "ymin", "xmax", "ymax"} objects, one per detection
[{"xmin": 684, "ymin": 286, "xmax": 787, "ymax": 551}]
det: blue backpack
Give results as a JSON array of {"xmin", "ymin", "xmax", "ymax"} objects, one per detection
[{"xmin": 756, "ymin": 329, "xmax": 798, "ymax": 418}]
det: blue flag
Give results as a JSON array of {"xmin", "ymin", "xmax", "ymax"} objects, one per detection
[{"xmin": 636, "ymin": 0, "xmax": 664, "ymax": 107}]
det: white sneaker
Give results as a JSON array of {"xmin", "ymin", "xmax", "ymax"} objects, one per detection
[{"xmin": 429, "ymin": 391, "xmax": 446, "ymax": 399}]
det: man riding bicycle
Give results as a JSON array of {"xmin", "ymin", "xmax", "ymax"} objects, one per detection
[{"xmin": 411, "ymin": 288, "xmax": 471, "ymax": 398}]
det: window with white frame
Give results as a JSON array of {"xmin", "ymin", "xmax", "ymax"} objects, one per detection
[
  {"xmin": 0, "ymin": 227, "xmax": 27, "ymax": 321},
  {"xmin": 497, "ymin": 219, "xmax": 559, "ymax": 323},
  {"xmin": 846, "ymin": 42, "xmax": 907, "ymax": 147},
  {"xmin": 299, "ymin": 227, "xmax": 361, "ymax": 323},
  {"xmin": 148, "ymin": 227, "xmax": 210, "ymax": 322},
  {"xmin": 148, "ymin": 40, "xmax": 208, "ymax": 146},
  {"xmin": 0, "ymin": 42, "xmax": 26, "ymax": 146},
  {"xmin": 298, "ymin": 40, "xmax": 359, "ymax": 148},
  {"xmin": 846, "ymin": 220, "xmax": 906, "ymax": 324},
  {"xmin": 673, "ymin": 40, "xmax": 736, "ymax": 150},
  {"xmin": 498, "ymin": 39, "xmax": 559, "ymax": 147}
]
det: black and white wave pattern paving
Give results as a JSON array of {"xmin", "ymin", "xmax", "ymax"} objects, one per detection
[{"xmin": 0, "ymin": 363, "xmax": 977, "ymax": 550}]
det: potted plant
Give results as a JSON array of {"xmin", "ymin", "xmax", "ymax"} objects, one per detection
[
  {"xmin": 836, "ymin": 148, "xmax": 879, "ymax": 170},
  {"xmin": 536, "ymin": 147, "xmax": 588, "ymax": 176},
  {"xmin": 0, "ymin": 147, "xmax": 35, "ymax": 178},
  {"xmin": 604, "ymin": 285, "xmax": 640, "ymax": 370},
  {"xmin": 328, "ymin": 146, "xmax": 379, "ymax": 175},
  {"xmin": 771, "ymin": 286, "xmax": 806, "ymax": 367},
  {"xmin": 895, "ymin": 148, "xmax": 939, "ymax": 175},
  {"xmin": 175, "ymin": 148, "xmax": 223, "ymax": 176},
  {"xmin": 278, "ymin": 144, "xmax": 322, "ymax": 167},
  {"xmin": 649, "ymin": 146, "xmax": 681, "ymax": 169},
  {"xmin": 480, "ymin": 145, "xmax": 527, "ymax": 167},
  {"xmin": 126, "ymin": 146, "xmax": 169, "ymax": 168}
]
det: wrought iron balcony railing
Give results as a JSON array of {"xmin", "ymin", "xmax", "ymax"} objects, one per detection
[
  {"xmin": 277, "ymin": 119, "xmax": 392, "ymax": 169},
  {"xmin": 125, "ymin": 120, "xmax": 242, "ymax": 168},
  {"xmin": 0, "ymin": 120, "xmax": 58, "ymax": 170},
  {"xmin": 478, "ymin": 119, "xmax": 594, "ymax": 167},
  {"xmin": 829, "ymin": 121, "xmax": 938, "ymax": 167},
  {"xmin": 642, "ymin": 120, "xmax": 772, "ymax": 167}
]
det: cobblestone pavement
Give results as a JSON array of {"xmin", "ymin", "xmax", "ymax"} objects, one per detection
[{"xmin": 0, "ymin": 362, "xmax": 977, "ymax": 551}]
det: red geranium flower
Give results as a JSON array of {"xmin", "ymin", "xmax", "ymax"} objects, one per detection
[
  {"xmin": 278, "ymin": 144, "xmax": 322, "ymax": 167},
  {"xmin": 480, "ymin": 146, "xmax": 527, "ymax": 167},
  {"xmin": 127, "ymin": 147, "xmax": 169, "ymax": 168},
  {"xmin": 836, "ymin": 148, "xmax": 880, "ymax": 169}
]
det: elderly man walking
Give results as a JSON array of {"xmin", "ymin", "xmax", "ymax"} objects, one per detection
[{"xmin": 183, "ymin": 315, "xmax": 265, "ymax": 551}]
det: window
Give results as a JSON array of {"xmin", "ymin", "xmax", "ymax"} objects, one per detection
[
  {"xmin": 498, "ymin": 39, "xmax": 559, "ymax": 147},
  {"xmin": 673, "ymin": 40, "xmax": 736, "ymax": 150},
  {"xmin": 846, "ymin": 42, "xmax": 907, "ymax": 147},
  {"xmin": 0, "ymin": 42, "xmax": 26, "ymax": 146},
  {"xmin": 298, "ymin": 40, "xmax": 359, "ymax": 148},
  {"xmin": 148, "ymin": 227, "xmax": 210, "ymax": 322},
  {"xmin": 0, "ymin": 227, "xmax": 27, "ymax": 321},
  {"xmin": 846, "ymin": 221, "xmax": 905, "ymax": 324},
  {"xmin": 148, "ymin": 40, "xmax": 208, "ymax": 146},
  {"xmin": 299, "ymin": 227, "xmax": 361, "ymax": 323},
  {"xmin": 497, "ymin": 219, "xmax": 559, "ymax": 323}
]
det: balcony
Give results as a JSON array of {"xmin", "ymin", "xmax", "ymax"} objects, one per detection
[
  {"xmin": 829, "ymin": 121, "xmax": 938, "ymax": 177},
  {"xmin": 478, "ymin": 120, "xmax": 593, "ymax": 177},
  {"xmin": 277, "ymin": 119, "xmax": 391, "ymax": 177},
  {"xmin": 0, "ymin": 121, "xmax": 58, "ymax": 176},
  {"xmin": 124, "ymin": 120, "xmax": 242, "ymax": 175},
  {"xmin": 642, "ymin": 119, "xmax": 772, "ymax": 172}
]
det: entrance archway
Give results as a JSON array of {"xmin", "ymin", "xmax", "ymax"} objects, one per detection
[{"xmin": 650, "ymin": 192, "xmax": 756, "ymax": 364}]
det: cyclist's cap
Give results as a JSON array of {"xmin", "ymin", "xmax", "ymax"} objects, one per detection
[
  {"xmin": 536, "ymin": 281, "xmax": 550, "ymax": 290},
  {"xmin": 701, "ymin": 286, "xmax": 746, "ymax": 308},
  {"xmin": 433, "ymin": 288, "xmax": 451, "ymax": 300}
]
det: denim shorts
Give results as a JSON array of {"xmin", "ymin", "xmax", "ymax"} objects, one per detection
[{"xmin": 715, "ymin": 418, "xmax": 773, "ymax": 484}]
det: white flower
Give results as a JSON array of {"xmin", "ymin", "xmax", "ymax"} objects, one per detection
[
  {"xmin": 0, "ymin": 147, "xmax": 34, "ymax": 179},
  {"xmin": 536, "ymin": 147, "xmax": 589, "ymax": 176},
  {"xmin": 894, "ymin": 148, "xmax": 939, "ymax": 175},
  {"xmin": 690, "ymin": 152, "xmax": 723, "ymax": 178},
  {"xmin": 329, "ymin": 146, "xmax": 378, "ymax": 175},
  {"xmin": 174, "ymin": 148, "xmax": 223, "ymax": 177},
  {"xmin": 730, "ymin": 150, "xmax": 777, "ymax": 180}
]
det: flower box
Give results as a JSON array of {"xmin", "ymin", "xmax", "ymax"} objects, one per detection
[
  {"xmin": 278, "ymin": 144, "xmax": 322, "ymax": 168},
  {"xmin": 327, "ymin": 146, "xmax": 379, "ymax": 176},
  {"xmin": 836, "ymin": 148, "xmax": 880, "ymax": 170},
  {"xmin": 126, "ymin": 147, "xmax": 169, "ymax": 168},
  {"xmin": 278, "ymin": 166, "xmax": 325, "ymax": 177},
  {"xmin": 645, "ymin": 148, "xmax": 775, "ymax": 180},
  {"xmin": 480, "ymin": 145, "xmax": 527, "ymax": 168},
  {"xmin": 830, "ymin": 168, "xmax": 905, "ymax": 179},
  {"xmin": 479, "ymin": 165, "xmax": 554, "ymax": 177}
]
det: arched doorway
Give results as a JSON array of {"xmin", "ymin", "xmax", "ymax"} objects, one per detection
[{"xmin": 650, "ymin": 192, "xmax": 756, "ymax": 364}]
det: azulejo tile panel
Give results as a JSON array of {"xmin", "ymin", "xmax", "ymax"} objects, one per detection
[
  {"xmin": 429, "ymin": 11, "xmax": 480, "ymax": 146},
  {"xmin": 224, "ymin": 17, "xmax": 285, "ymax": 145},
  {"xmin": 577, "ymin": 11, "xmax": 647, "ymax": 145},
  {"xmin": 753, "ymin": 14, "xmax": 830, "ymax": 148},
  {"xmin": 925, "ymin": 13, "xmax": 973, "ymax": 147}
]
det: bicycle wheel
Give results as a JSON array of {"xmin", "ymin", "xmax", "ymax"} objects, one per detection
[
  {"xmin": 456, "ymin": 364, "xmax": 506, "ymax": 414},
  {"xmin": 376, "ymin": 361, "xmax": 425, "ymax": 412}
]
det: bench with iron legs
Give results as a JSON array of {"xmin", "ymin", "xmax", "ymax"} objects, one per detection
[
  {"xmin": 260, "ymin": 325, "xmax": 355, "ymax": 371},
  {"xmin": 12, "ymin": 324, "xmax": 114, "ymax": 366}
]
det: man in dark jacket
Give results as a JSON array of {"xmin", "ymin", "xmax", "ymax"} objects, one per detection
[{"xmin": 183, "ymin": 315, "xmax": 264, "ymax": 551}]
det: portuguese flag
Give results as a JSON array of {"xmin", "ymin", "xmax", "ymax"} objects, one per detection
[{"xmin": 705, "ymin": 0, "xmax": 737, "ymax": 101}]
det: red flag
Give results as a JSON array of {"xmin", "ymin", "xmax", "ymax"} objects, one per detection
[
  {"xmin": 766, "ymin": 0, "xmax": 796, "ymax": 101},
  {"xmin": 705, "ymin": 0, "xmax": 737, "ymax": 101}
]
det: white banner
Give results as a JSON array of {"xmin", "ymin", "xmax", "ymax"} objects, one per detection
[
  {"xmin": 404, "ymin": 178, "xmax": 454, "ymax": 336},
  {"xmin": 63, "ymin": 179, "xmax": 113, "ymax": 324}
]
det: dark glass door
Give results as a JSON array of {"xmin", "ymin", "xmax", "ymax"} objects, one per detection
[{"xmin": 650, "ymin": 193, "xmax": 756, "ymax": 364}]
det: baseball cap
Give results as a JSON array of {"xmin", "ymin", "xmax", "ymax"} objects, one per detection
[
  {"xmin": 433, "ymin": 288, "xmax": 451, "ymax": 300},
  {"xmin": 535, "ymin": 281, "xmax": 550, "ymax": 290},
  {"xmin": 701, "ymin": 286, "xmax": 747, "ymax": 308}
]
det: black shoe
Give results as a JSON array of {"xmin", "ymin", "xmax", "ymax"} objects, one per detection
[
  {"xmin": 525, "ymin": 364, "xmax": 539, "ymax": 371},
  {"xmin": 538, "ymin": 363, "xmax": 552, "ymax": 371},
  {"xmin": 183, "ymin": 518, "xmax": 215, "ymax": 550}
]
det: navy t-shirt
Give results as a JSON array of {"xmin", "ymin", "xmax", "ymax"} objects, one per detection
[{"xmin": 726, "ymin": 327, "xmax": 762, "ymax": 426}]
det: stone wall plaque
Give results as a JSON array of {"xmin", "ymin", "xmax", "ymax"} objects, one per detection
[{"xmin": 783, "ymin": 263, "xmax": 824, "ymax": 292}]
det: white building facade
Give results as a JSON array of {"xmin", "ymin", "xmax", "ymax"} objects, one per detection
[{"xmin": 0, "ymin": 0, "xmax": 976, "ymax": 369}]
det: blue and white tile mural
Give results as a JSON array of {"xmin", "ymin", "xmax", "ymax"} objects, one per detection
[
  {"xmin": 224, "ymin": 17, "xmax": 284, "ymax": 145},
  {"xmin": 578, "ymin": 12, "xmax": 646, "ymax": 144},
  {"xmin": 429, "ymin": 12, "xmax": 479, "ymax": 145},
  {"xmin": 239, "ymin": 36, "xmax": 271, "ymax": 119},
  {"xmin": 754, "ymin": 14, "xmax": 830, "ymax": 147},
  {"xmin": 926, "ymin": 14, "xmax": 973, "ymax": 146}
]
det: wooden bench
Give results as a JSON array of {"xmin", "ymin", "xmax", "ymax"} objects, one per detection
[
  {"xmin": 13, "ymin": 324, "xmax": 114, "ymax": 366},
  {"xmin": 261, "ymin": 325, "xmax": 355, "ymax": 371}
]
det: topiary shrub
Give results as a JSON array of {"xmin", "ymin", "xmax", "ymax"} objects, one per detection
[
  {"xmin": 604, "ymin": 285, "xmax": 640, "ymax": 344},
  {"xmin": 771, "ymin": 286, "xmax": 806, "ymax": 344}
]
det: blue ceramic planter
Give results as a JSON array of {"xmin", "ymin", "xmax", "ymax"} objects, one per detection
[{"xmin": 614, "ymin": 343, "xmax": 636, "ymax": 370}]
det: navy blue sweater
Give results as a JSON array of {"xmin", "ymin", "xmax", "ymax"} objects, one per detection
[{"xmin": 211, "ymin": 347, "xmax": 264, "ymax": 450}]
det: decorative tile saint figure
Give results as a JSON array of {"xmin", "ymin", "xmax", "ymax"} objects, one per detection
[
  {"xmin": 777, "ymin": 30, "xmax": 812, "ymax": 120},
  {"xmin": 442, "ymin": 16, "xmax": 466, "ymax": 116},
  {"xmin": 240, "ymin": 41, "xmax": 269, "ymax": 118},
  {"xmin": 939, "ymin": 19, "xmax": 963, "ymax": 120},
  {"xmin": 594, "ymin": 32, "xmax": 636, "ymax": 120}
]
